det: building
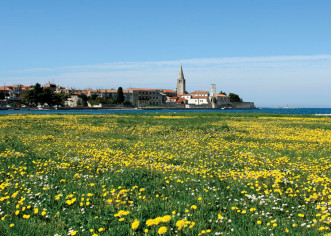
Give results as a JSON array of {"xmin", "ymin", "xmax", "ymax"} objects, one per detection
[
  {"xmin": 129, "ymin": 88, "xmax": 165, "ymax": 106},
  {"xmin": 215, "ymin": 94, "xmax": 231, "ymax": 107},
  {"xmin": 165, "ymin": 66, "xmax": 254, "ymax": 109},
  {"xmin": 176, "ymin": 65, "xmax": 186, "ymax": 95},
  {"xmin": 65, "ymin": 95, "xmax": 83, "ymax": 107}
]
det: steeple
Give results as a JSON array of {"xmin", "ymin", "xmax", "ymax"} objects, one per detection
[
  {"xmin": 176, "ymin": 65, "xmax": 186, "ymax": 95},
  {"xmin": 178, "ymin": 65, "xmax": 184, "ymax": 80}
]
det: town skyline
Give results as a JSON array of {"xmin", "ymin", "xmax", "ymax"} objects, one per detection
[{"xmin": 1, "ymin": 1, "xmax": 331, "ymax": 108}]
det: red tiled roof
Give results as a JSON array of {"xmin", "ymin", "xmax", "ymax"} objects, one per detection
[
  {"xmin": 162, "ymin": 89, "xmax": 176, "ymax": 93},
  {"xmin": 191, "ymin": 96, "xmax": 208, "ymax": 99},
  {"xmin": 175, "ymin": 98, "xmax": 187, "ymax": 103},
  {"xmin": 131, "ymin": 88, "xmax": 158, "ymax": 91},
  {"xmin": 0, "ymin": 87, "xmax": 11, "ymax": 91},
  {"xmin": 216, "ymin": 94, "xmax": 230, "ymax": 97},
  {"xmin": 98, "ymin": 89, "xmax": 117, "ymax": 93},
  {"xmin": 191, "ymin": 91, "xmax": 209, "ymax": 94}
]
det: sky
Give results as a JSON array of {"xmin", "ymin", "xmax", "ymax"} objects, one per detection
[{"xmin": 1, "ymin": 0, "xmax": 331, "ymax": 108}]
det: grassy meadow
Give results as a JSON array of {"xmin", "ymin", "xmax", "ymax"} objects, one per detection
[{"xmin": 0, "ymin": 112, "xmax": 330, "ymax": 235}]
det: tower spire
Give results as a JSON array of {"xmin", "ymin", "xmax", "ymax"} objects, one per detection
[
  {"xmin": 176, "ymin": 65, "xmax": 186, "ymax": 95},
  {"xmin": 178, "ymin": 65, "xmax": 184, "ymax": 80}
]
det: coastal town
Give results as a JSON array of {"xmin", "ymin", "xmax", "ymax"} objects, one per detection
[{"xmin": 0, "ymin": 66, "xmax": 255, "ymax": 109}]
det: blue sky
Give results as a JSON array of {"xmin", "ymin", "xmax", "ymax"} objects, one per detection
[{"xmin": 1, "ymin": 0, "xmax": 331, "ymax": 107}]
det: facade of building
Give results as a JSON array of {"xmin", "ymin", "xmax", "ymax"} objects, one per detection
[
  {"xmin": 130, "ymin": 88, "xmax": 165, "ymax": 106},
  {"xmin": 65, "ymin": 95, "xmax": 83, "ymax": 107}
]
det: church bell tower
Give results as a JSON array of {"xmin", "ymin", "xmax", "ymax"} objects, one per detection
[{"xmin": 176, "ymin": 65, "xmax": 186, "ymax": 95}]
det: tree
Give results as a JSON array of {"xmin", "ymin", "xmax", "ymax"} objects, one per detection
[
  {"xmin": 20, "ymin": 83, "xmax": 69, "ymax": 106},
  {"xmin": 41, "ymin": 87, "xmax": 54, "ymax": 105},
  {"xmin": 78, "ymin": 94, "xmax": 88, "ymax": 107},
  {"xmin": 0, "ymin": 90, "xmax": 5, "ymax": 99},
  {"xmin": 229, "ymin": 93, "xmax": 243, "ymax": 102},
  {"xmin": 115, "ymin": 87, "xmax": 125, "ymax": 104},
  {"xmin": 219, "ymin": 91, "xmax": 227, "ymax": 95}
]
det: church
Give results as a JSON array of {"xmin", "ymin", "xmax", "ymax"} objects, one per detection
[
  {"xmin": 167, "ymin": 66, "xmax": 231, "ymax": 108},
  {"xmin": 131, "ymin": 66, "xmax": 255, "ymax": 109}
]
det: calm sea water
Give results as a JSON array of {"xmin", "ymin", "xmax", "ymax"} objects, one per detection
[{"xmin": 1, "ymin": 108, "xmax": 331, "ymax": 115}]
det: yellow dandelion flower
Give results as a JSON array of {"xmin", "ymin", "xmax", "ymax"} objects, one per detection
[
  {"xmin": 162, "ymin": 215, "xmax": 171, "ymax": 223},
  {"xmin": 132, "ymin": 219, "xmax": 139, "ymax": 230},
  {"xmin": 157, "ymin": 226, "xmax": 167, "ymax": 235}
]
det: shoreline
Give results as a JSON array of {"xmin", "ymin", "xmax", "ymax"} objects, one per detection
[{"xmin": 0, "ymin": 107, "xmax": 258, "ymax": 111}]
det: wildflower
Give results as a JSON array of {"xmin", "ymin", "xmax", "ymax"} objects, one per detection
[
  {"xmin": 146, "ymin": 219, "xmax": 154, "ymax": 226},
  {"xmin": 132, "ymin": 219, "xmax": 139, "ymax": 230},
  {"xmin": 257, "ymin": 221, "xmax": 262, "ymax": 225},
  {"xmin": 189, "ymin": 222, "xmax": 195, "ymax": 228},
  {"xmin": 162, "ymin": 215, "xmax": 171, "ymax": 222},
  {"xmin": 191, "ymin": 205, "xmax": 197, "ymax": 210},
  {"xmin": 10, "ymin": 223, "xmax": 14, "ymax": 227},
  {"xmin": 157, "ymin": 226, "xmax": 167, "ymax": 235},
  {"xmin": 218, "ymin": 214, "xmax": 223, "ymax": 220},
  {"xmin": 98, "ymin": 228, "xmax": 104, "ymax": 232},
  {"xmin": 176, "ymin": 220, "xmax": 185, "ymax": 230}
]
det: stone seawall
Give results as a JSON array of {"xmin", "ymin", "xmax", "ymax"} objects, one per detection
[{"xmin": 231, "ymin": 102, "xmax": 255, "ymax": 109}]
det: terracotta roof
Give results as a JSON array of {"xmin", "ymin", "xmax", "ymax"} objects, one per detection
[
  {"xmin": 216, "ymin": 94, "xmax": 230, "ymax": 97},
  {"xmin": 175, "ymin": 98, "xmax": 187, "ymax": 103},
  {"xmin": 191, "ymin": 96, "xmax": 208, "ymax": 99},
  {"xmin": 162, "ymin": 89, "xmax": 176, "ymax": 93},
  {"xmin": 191, "ymin": 91, "xmax": 209, "ymax": 94},
  {"xmin": 98, "ymin": 89, "xmax": 117, "ymax": 93},
  {"xmin": 131, "ymin": 88, "xmax": 159, "ymax": 91},
  {"xmin": 0, "ymin": 87, "xmax": 11, "ymax": 91}
]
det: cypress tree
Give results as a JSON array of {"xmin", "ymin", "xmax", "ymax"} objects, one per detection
[{"xmin": 115, "ymin": 87, "xmax": 125, "ymax": 104}]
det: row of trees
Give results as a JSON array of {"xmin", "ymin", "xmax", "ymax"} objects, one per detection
[
  {"xmin": 20, "ymin": 83, "xmax": 69, "ymax": 106},
  {"xmin": 219, "ymin": 91, "xmax": 243, "ymax": 102},
  {"xmin": 18, "ymin": 84, "xmax": 128, "ymax": 107},
  {"xmin": 82, "ymin": 87, "xmax": 129, "ymax": 106}
]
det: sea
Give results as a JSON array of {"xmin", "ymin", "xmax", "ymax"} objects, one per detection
[{"xmin": 1, "ymin": 108, "xmax": 331, "ymax": 115}]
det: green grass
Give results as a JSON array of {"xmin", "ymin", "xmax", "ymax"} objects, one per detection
[{"xmin": 0, "ymin": 113, "xmax": 330, "ymax": 235}]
